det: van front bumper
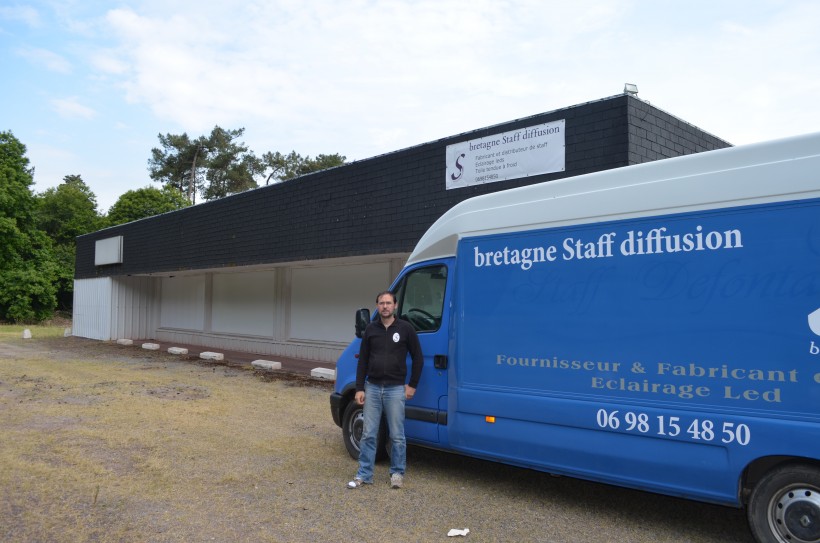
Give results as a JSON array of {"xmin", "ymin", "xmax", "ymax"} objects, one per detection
[{"xmin": 329, "ymin": 392, "xmax": 343, "ymax": 427}]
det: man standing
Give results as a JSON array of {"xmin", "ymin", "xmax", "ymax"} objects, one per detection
[{"xmin": 347, "ymin": 290, "xmax": 423, "ymax": 489}]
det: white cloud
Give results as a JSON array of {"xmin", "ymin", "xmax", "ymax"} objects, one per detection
[
  {"xmin": 96, "ymin": 1, "xmax": 639, "ymax": 156},
  {"xmin": 8, "ymin": 0, "xmax": 820, "ymax": 211},
  {"xmin": 17, "ymin": 46, "xmax": 72, "ymax": 74},
  {"xmin": 0, "ymin": 5, "xmax": 41, "ymax": 28},
  {"xmin": 51, "ymin": 97, "xmax": 97, "ymax": 119},
  {"xmin": 626, "ymin": 2, "xmax": 820, "ymax": 144},
  {"xmin": 90, "ymin": 50, "xmax": 129, "ymax": 75}
]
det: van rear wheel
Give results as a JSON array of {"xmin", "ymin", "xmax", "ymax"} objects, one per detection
[
  {"xmin": 341, "ymin": 401, "xmax": 387, "ymax": 461},
  {"xmin": 747, "ymin": 463, "xmax": 820, "ymax": 543}
]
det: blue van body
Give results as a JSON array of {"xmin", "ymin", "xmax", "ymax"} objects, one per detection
[
  {"xmin": 330, "ymin": 132, "xmax": 820, "ymax": 542},
  {"xmin": 451, "ymin": 198, "xmax": 819, "ymax": 505}
]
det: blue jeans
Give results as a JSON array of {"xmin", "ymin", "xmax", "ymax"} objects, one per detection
[{"xmin": 355, "ymin": 382, "xmax": 406, "ymax": 483}]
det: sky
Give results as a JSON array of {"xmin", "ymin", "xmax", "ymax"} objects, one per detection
[{"xmin": 2, "ymin": 0, "xmax": 819, "ymax": 212}]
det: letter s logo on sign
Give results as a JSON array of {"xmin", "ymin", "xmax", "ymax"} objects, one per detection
[{"xmin": 450, "ymin": 153, "xmax": 466, "ymax": 181}]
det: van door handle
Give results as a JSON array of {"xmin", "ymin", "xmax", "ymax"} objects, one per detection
[{"xmin": 434, "ymin": 355, "xmax": 448, "ymax": 369}]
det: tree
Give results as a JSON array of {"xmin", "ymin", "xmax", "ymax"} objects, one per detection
[
  {"xmin": 36, "ymin": 175, "xmax": 103, "ymax": 245},
  {"xmin": 35, "ymin": 175, "xmax": 104, "ymax": 309},
  {"xmin": 0, "ymin": 131, "xmax": 37, "ymax": 228},
  {"xmin": 201, "ymin": 126, "xmax": 262, "ymax": 201},
  {"xmin": 149, "ymin": 127, "xmax": 347, "ymax": 202},
  {"xmin": 107, "ymin": 186, "xmax": 190, "ymax": 226},
  {"xmin": 307, "ymin": 153, "xmax": 347, "ymax": 174},
  {"xmin": 148, "ymin": 126, "xmax": 262, "ymax": 203},
  {"xmin": 0, "ymin": 131, "xmax": 58, "ymax": 322},
  {"xmin": 148, "ymin": 132, "xmax": 204, "ymax": 204},
  {"xmin": 261, "ymin": 151, "xmax": 346, "ymax": 184}
]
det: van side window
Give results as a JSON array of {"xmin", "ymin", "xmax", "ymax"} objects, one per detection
[{"xmin": 394, "ymin": 265, "xmax": 447, "ymax": 332}]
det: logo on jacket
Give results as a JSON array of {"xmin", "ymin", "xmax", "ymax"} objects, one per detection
[{"xmin": 393, "ymin": 333, "xmax": 400, "ymax": 343}]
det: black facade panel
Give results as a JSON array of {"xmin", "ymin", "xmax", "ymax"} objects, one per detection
[{"xmin": 76, "ymin": 95, "xmax": 730, "ymax": 279}]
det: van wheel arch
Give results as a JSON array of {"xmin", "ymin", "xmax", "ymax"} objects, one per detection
[
  {"xmin": 745, "ymin": 459, "xmax": 820, "ymax": 543},
  {"xmin": 743, "ymin": 456, "xmax": 795, "ymax": 502}
]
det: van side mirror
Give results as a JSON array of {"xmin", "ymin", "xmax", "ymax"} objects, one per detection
[{"xmin": 355, "ymin": 308, "xmax": 370, "ymax": 338}]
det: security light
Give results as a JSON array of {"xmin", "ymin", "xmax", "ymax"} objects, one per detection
[{"xmin": 624, "ymin": 83, "xmax": 639, "ymax": 96}]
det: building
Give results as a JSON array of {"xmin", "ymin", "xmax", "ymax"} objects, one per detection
[{"xmin": 73, "ymin": 93, "xmax": 730, "ymax": 362}]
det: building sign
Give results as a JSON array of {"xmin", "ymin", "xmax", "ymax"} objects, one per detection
[
  {"xmin": 446, "ymin": 119, "xmax": 565, "ymax": 190},
  {"xmin": 95, "ymin": 236, "xmax": 123, "ymax": 265}
]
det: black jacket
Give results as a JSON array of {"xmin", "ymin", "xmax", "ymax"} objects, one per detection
[{"xmin": 356, "ymin": 317, "xmax": 424, "ymax": 391}]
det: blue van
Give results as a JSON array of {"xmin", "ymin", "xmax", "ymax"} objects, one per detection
[{"xmin": 330, "ymin": 132, "xmax": 820, "ymax": 543}]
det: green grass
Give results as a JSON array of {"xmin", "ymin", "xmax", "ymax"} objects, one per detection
[{"xmin": 0, "ymin": 323, "xmax": 69, "ymax": 339}]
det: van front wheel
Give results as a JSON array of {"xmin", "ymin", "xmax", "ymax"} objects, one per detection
[
  {"xmin": 747, "ymin": 463, "xmax": 820, "ymax": 543},
  {"xmin": 341, "ymin": 401, "xmax": 387, "ymax": 461}
]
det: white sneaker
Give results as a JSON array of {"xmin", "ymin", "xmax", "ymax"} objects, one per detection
[{"xmin": 390, "ymin": 473, "xmax": 403, "ymax": 489}]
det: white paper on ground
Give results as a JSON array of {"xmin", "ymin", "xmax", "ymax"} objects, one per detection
[{"xmin": 447, "ymin": 528, "xmax": 470, "ymax": 537}]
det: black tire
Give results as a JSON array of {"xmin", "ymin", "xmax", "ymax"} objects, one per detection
[
  {"xmin": 341, "ymin": 400, "xmax": 387, "ymax": 461},
  {"xmin": 747, "ymin": 463, "xmax": 820, "ymax": 543}
]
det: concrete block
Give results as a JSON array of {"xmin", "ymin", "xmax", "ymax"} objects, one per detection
[
  {"xmin": 22, "ymin": 329, "xmax": 32, "ymax": 339},
  {"xmin": 64, "ymin": 328, "xmax": 72, "ymax": 337},
  {"xmin": 167, "ymin": 347, "xmax": 188, "ymax": 355},
  {"xmin": 199, "ymin": 351, "xmax": 224, "ymax": 361},
  {"xmin": 311, "ymin": 367, "xmax": 336, "ymax": 380},
  {"xmin": 116, "ymin": 339, "xmax": 134, "ymax": 346},
  {"xmin": 251, "ymin": 360, "xmax": 282, "ymax": 371},
  {"xmin": 142, "ymin": 343, "xmax": 161, "ymax": 350}
]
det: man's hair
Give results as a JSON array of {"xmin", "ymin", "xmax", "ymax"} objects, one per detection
[{"xmin": 376, "ymin": 290, "xmax": 396, "ymax": 303}]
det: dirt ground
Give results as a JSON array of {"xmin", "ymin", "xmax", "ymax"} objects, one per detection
[{"xmin": 0, "ymin": 331, "xmax": 755, "ymax": 543}]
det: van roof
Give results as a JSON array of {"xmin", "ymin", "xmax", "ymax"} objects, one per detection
[{"xmin": 407, "ymin": 131, "xmax": 820, "ymax": 266}]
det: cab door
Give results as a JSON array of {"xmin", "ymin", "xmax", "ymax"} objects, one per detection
[{"xmin": 392, "ymin": 260, "xmax": 452, "ymax": 444}]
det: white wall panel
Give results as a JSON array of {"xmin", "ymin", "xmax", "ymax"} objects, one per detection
[
  {"xmin": 111, "ymin": 276, "xmax": 160, "ymax": 340},
  {"xmin": 72, "ymin": 278, "xmax": 112, "ymax": 340},
  {"xmin": 212, "ymin": 271, "xmax": 276, "ymax": 336},
  {"xmin": 290, "ymin": 262, "xmax": 391, "ymax": 343},
  {"xmin": 77, "ymin": 257, "xmax": 405, "ymax": 362},
  {"xmin": 160, "ymin": 275, "xmax": 205, "ymax": 330}
]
